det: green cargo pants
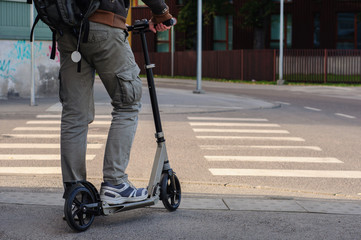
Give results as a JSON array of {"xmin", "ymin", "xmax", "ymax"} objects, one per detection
[{"xmin": 57, "ymin": 22, "xmax": 142, "ymax": 185}]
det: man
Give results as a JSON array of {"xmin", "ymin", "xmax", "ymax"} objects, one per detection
[{"xmin": 58, "ymin": 0, "xmax": 173, "ymax": 204}]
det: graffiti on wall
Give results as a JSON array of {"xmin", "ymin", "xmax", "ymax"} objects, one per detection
[{"xmin": 0, "ymin": 40, "xmax": 60, "ymax": 99}]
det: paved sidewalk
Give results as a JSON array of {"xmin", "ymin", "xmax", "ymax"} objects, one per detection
[{"xmin": 1, "ymin": 191, "xmax": 361, "ymax": 215}]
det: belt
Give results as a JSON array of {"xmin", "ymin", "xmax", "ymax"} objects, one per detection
[{"xmin": 88, "ymin": 9, "xmax": 127, "ymax": 30}]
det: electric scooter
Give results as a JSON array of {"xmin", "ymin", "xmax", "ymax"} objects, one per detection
[{"xmin": 63, "ymin": 19, "xmax": 181, "ymax": 232}]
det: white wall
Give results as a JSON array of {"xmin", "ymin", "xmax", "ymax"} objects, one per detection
[{"xmin": 0, "ymin": 40, "xmax": 60, "ymax": 99}]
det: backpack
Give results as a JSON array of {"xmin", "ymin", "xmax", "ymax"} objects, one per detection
[{"xmin": 29, "ymin": 0, "xmax": 100, "ymax": 62}]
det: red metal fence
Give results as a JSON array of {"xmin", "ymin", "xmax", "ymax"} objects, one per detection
[{"xmin": 134, "ymin": 49, "xmax": 361, "ymax": 84}]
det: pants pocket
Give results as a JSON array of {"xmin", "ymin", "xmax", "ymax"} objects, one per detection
[{"xmin": 115, "ymin": 65, "xmax": 142, "ymax": 104}]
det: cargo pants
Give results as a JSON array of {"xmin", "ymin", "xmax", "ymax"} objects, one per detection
[{"xmin": 57, "ymin": 22, "xmax": 142, "ymax": 185}]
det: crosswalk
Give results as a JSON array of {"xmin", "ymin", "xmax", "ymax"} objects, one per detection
[
  {"xmin": 188, "ymin": 116, "xmax": 361, "ymax": 179},
  {"xmin": 0, "ymin": 114, "xmax": 110, "ymax": 175}
]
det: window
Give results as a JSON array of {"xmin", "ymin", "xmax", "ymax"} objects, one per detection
[
  {"xmin": 156, "ymin": 30, "xmax": 170, "ymax": 52},
  {"xmin": 313, "ymin": 13, "xmax": 320, "ymax": 48},
  {"xmin": 270, "ymin": 14, "xmax": 292, "ymax": 49},
  {"xmin": 213, "ymin": 16, "xmax": 233, "ymax": 51},
  {"xmin": 337, "ymin": 13, "xmax": 361, "ymax": 49},
  {"xmin": 134, "ymin": 0, "xmax": 146, "ymax": 6}
]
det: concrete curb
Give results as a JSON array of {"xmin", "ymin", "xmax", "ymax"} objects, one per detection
[{"xmin": 1, "ymin": 191, "xmax": 361, "ymax": 215}]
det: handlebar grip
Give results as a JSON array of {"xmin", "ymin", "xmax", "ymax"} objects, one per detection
[{"xmin": 160, "ymin": 18, "xmax": 177, "ymax": 27}]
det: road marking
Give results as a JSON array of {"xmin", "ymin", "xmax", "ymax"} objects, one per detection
[
  {"xmin": 187, "ymin": 117, "xmax": 268, "ymax": 122},
  {"xmin": 0, "ymin": 154, "xmax": 95, "ymax": 160},
  {"xmin": 13, "ymin": 127, "xmax": 60, "ymax": 131},
  {"xmin": 304, "ymin": 107, "xmax": 321, "ymax": 111},
  {"xmin": 189, "ymin": 122, "xmax": 280, "ymax": 127},
  {"xmin": 36, "ymin": 114, "xmax": 112, "ymax": 119},
  {"xmin": 26, "ymin": 120, "xmax": 111, "ymax": 125},
  {"xmin": 200, "ymin": 145, "xmax": 322, "ymax": 151},
  {"xmin": 335, "ymin": 113, "xmax": 356, "ymax": 119},
  {"xmin": 0, "ymin": 144, "xmax": 102, "ymax": 149},
  {"xmin": 205, "ymin": 156, "xmax": 341, "ymax": 163},
  {"xmin": 2, "ymin": 134, "xmax": 107, "ymax": 139},
  {"xmin": 196, "ymin": 136, "xmax": 305, "ymax": 141},
  {"xmin": 0, "ymin": 167, "xmax": 61, "ymax": 174},
  {"xmin": 193, "ymin": 129, "xmax": 289, "ymax": 134},
  {"xmin": 275, "ymin": 101, "xmax": 290, "ymax": 106},
  {"xmin": 209, "ymin": 169, "xmax": 361, "ymax": 178}
]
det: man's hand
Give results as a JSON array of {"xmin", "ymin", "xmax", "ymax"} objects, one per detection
[{"xmin": 149, "ymin": 20, "xmax": 171, "ymax": 33}]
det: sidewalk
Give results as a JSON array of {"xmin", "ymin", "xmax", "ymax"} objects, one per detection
[
  {"xmin": 1, "ymin": 190, "xmax": 361, "ymax": 215},
  {"xmin": 1, "ymin": 190, "xmax": 361, "ymax": 239}
]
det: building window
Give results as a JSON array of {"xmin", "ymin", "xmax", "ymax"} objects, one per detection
[
  {"xmin": 134, "ymin": 0, "xmax": 146, "ymax": 6},
  {"xmin": 337, "ymin": 13, "xmax": 361, "ymax": 49},
  {"xmin": 313, "ymin": 13, "xmax": 320, "ymax": 48},
  {"xmin": 270, "ymin": 14, "xmax": 292, "ymax": 49},
  {"xmin": 156, "ymin": 30, "xmax": 170, "ymax": 52},
  {"xmin": 213, "ymin": 15, "xmax": 233, "ymax": 51}
]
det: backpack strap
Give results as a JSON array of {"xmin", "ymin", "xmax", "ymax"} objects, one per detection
[
  {"xmin": 50, "ymin": 30, "xmax": 57, "ymax": 60},
  {"xmin": 30, "ymin": 15, "xmax": 41, "ymax": 42}
]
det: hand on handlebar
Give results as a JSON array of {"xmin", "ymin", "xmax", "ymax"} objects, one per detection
[{"xmin": 149, "ymin": 20, "xmax": 172, "ymax": 33}]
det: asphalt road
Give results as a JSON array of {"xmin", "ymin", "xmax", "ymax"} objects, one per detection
[
  {"xmin": 1, "ymin": 78, "xmax": 361, "ymax": 238},
  {"xmin": 1, "ymin": 78, "xmax": 361, "ymax": 199}
]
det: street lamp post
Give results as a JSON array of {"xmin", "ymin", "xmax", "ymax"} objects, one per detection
[
  {"xmin": 278, "ymin": 0, "xmax": 284, "ymax": 85},
  {"xmin": 194, "ymin": 0, "xmax": 204, "ymax": 93}
]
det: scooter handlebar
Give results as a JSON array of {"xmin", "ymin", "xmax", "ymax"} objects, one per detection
[{"xmin": 127, "ymin": 18, "xmax": 176, "ymax": 32}]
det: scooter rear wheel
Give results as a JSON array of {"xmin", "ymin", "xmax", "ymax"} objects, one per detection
[
  {"xmin": 160, "ymin": 172, "xmax": 181, "ymax": 211},
  {"xmin": 64, "ymin": 185, "xmax": 96, "ymax": 232}
]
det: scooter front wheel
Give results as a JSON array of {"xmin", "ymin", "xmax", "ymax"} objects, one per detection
[
  {"xmin": 64, "ymin": 185, "xmax": 96, "ymax": 232},
  {"xmin": 160, "ymin": 172, "xmax": 181, "ymax": 211}
]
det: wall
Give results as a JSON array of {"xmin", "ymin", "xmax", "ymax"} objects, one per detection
[{"xmin": 0, "ymin": 40, "xmax": 59, "ymax": 100}]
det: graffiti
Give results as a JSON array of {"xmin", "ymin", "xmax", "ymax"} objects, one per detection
[
  {"xmin": 14, "ymin": 40, "xmax": 31, "ymax": 60},
  {"xmin": 0, "ymin": 59, "xmax": 15, "ymax": 80}
]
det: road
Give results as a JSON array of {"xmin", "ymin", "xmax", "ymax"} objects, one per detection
[{"xmin": 1, "ymin": 78, "xmax": 361, "ymax": 200}]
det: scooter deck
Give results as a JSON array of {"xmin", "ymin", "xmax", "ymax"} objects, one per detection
[{"xmin": 102, "ymin": 197, "xmax": 159, "ymax": 215}]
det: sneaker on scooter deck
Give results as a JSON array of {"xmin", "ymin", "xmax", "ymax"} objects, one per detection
[{"xmin": 100, "ymin": 181, "xmax": 148, "ymax": 205}]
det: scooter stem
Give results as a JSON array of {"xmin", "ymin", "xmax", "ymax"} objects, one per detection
[{"xmin": 139, "ymin": 30, "xmax": 165, "ymax": 143}]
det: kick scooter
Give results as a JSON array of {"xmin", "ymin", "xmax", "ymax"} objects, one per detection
[{"xmin": 63, "ymin": 19, "xmax": 181, "ymax": 232}]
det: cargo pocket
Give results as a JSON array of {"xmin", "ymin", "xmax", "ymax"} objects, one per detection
[{"xmin": 115, "ymin": 65, "xmax": 142, "ymax": 104}]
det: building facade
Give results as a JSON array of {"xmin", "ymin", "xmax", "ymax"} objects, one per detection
[{"xmin": 131, "ymin": 0, "xmax": 361, "ymax": 52}]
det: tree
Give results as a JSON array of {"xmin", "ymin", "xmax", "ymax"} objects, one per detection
[
  {"xmin": 239, "ymin": 0, "xmax": 274, "ymax": 49},
  {"xmin": 177, "ymin": 0, "xmax": 235, "ymax": 50}
]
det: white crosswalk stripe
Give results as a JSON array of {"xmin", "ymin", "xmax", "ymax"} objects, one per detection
[
  {"xmin": 189, "ymin": 116, "xmax": 347, "ymax": 179},
  {"xmin": 0, "ymin": 114, "xmax": 107, "ymax": 176}
]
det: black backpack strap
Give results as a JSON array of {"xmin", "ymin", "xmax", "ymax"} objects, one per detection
[
  {"xmin": 50, "ymin": 30, "xmax": 57, "ymax": 60},
  {"xmin": 30, "ymin": 15, "xmax": 41, "ymax": 42},
  {"xmin": 82, "ymin": 19, "xmax": 90, "ymax": 43}
]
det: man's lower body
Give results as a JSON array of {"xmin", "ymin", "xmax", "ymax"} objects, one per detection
[{"xmin": 57, "ymin": 21, "xmax": 147, "ymax": 203}]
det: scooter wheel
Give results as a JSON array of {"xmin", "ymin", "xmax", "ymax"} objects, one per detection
[
  {"xmin": 64, "ymin": 185, "xmax": 96, "ymax": 232},
  {"xmin": 160, "ymin": 172, "xmax": 181, "ymax": 211}
]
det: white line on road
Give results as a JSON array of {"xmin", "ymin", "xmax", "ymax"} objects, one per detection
[
  {"xmin": 187, "ymin": 117, "xmax": 268, "ymax": 122},
  {"xmin": 209, "ymin": 169, "xmax": 361, "ymax": 178},
  {"xmin": 304, "ymin": 107, "xmax": 322, "ymax": 112},
  {"xmin": 0, "ymin": 167, "xmax": 61, "ymax": 175},
  {"xmin": 13, "ymin": 127, "xmax": 60, "ymax": 131},
  {"xmin": 26, "ymin": 120, "xmax": 111, "ymax": 125},
  {"xmin": 200, "ymin": 145, "xmax": 321, "ymax": 151},
  {"xmin": 275, "ymin": 101, "xmax": 291, "ymax": 105},
  {"xmin": 189, "ymin": 122, "xmax": 280, "ymax": 127},
  {"xmin": 196, "ymin": 136, "xmax": 305, "ymax": 141},
  {"xmin": 0, "ymin": 144, "xmax": 102, "ymax": 149},
  {"xmin": 205, "ymin": 156, "xmax": 341, "ymax": 163},
  {"xmin": 2, "ymin": 134, "xmax": 107, "ymax": 139},
  {"xmin": 193, "ymin": 129, "xmax": 289, "ymax": 134},
  {"xmin": 36, "ymin": 114, "xmax": 112, "ymax": 119},
  {"xmin": 335, "ymin": 113, "xmax": 356, "ymax": 119},
  {"xmin": 0, "ymin": 154, "xmax": 95, "ymax": 160}
]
